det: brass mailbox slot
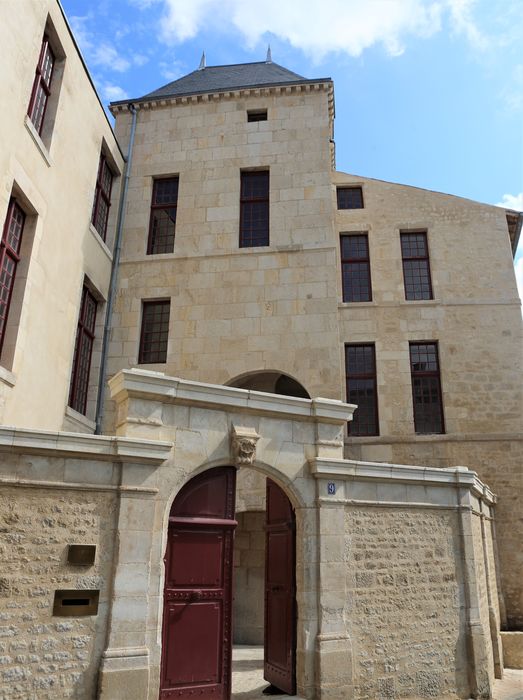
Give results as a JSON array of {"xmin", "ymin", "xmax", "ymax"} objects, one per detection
[
  {"xmin": 53, "ymin": 589, "xmax": 99, "ymax": 617},
  {"xmin": 67, "ymin": 544, "xmax": 96, "ymax": 566}
]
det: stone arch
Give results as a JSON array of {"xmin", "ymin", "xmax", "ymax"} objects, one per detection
[{"xmin": 226, "ymin": 369, "xmax": 311, "ymax": 399}]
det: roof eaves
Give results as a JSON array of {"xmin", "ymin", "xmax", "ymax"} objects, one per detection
[{"xmin": 109, "ymin": 77, "xmax": 332, "ymax": 110}]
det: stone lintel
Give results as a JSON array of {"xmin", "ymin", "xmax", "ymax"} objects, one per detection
[
  {"xmin": 310, "ymin": 457, "xmax": 496, "ymax": 503},
  {"xmin": 109, "ymin": 368, "xmax": 356, "ymax": 424},
  {"xmin": 0, "ymin": 425, "xmax": 172, "ymax": 465}
]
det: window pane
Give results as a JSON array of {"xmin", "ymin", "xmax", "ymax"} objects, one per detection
[
  {"xmin": 153, "ymin": 179, "xmax": 179, "ymax": 205},
  {"xmin": 139, "ymin": 300, "xmax": 170, "ymax": 364},
  {"xmin": 409, "ymin": 342, "xmax": 444, "ymax": 434},
  {"xmin": 240, "ymin": 201, "xmax": 269, "ymax": 247},
  {"xmin": 148, "ymin": 179, "xmax": 179, "ymax": 254},
  {"xmin": 68, "ymin": 287, "xmax": 97, "ymax": 415},
  {"xmin": 341, "ymin": 234, "xmax": 371, "ymax": 302},
  {"xmin": 345, "ymin": 344, "xmax": 378, "ymax": 436},
  {"xmin": 401, "ymin": 232, "xmax": 433, "ymax": 300},
  {"xmin": 0, "ymin": 200, "xmax": 26, "ymax": 355},
  {"xmin": 337, "ymin": 187, "xmax": 363, "ymax": 209}
]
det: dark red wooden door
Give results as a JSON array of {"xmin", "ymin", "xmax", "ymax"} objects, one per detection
[
  {"xmin": 264, "ymin": 478, "xmax": 296, "ymax": 694},
  {"xmin": 160, "ymin": 467, "xmax": 237, "ymax": 700}
]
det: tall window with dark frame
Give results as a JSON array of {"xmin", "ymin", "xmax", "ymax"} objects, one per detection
[
  {"xmin": 340, "ymin": 234, "xmax": 372, "ymax": 302},
  {"xmin": 409, "ymin": 342, "xmax": 444, "ymax": 434},
  {"xmin": 0, "ymin": 199, "xmax": 26, "ymax": 358},
  {"xmin": 240, "ymin": 171, "xmax": 269, "ymax": 247},
  {"xmin": 91, "ymin": 153, "xmax": 114, "ymax": 241},
  {"xmin": 27, "ymin": 34, "xmax": 55, "ymax": 136},
  {"xmin": 337, "ymin": 186, "xmax": 364, "ymax": 210},
  {"xmin": 68, "ymin": 286, "xmax": 97, "ymax": 416},
  {"xmin": 401, "ymin": 231, "xmax": 433, "ymax": 300},
  {"xmin": 147, "ymin": 178, "xmax": 179, "ymax": 254},
  {"xmin": 139, "ymin": 300, "xmax": 170, "ymax": 364},
  {"xmin": 345, "ymin": 344, "xmax": 379, "ymax": 436}
]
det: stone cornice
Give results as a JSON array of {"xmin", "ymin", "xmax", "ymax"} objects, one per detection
[
  {"xmin": 0, "ymin": 426, "xmax": 172, "ymax": 465},
  {"xmin": 109, "ymin": 369, "xmax": 356, "ymax": 425},
  {"xmin": 109, "ymin": 81, "xmax": 335, "ymax": 122},
  {"xmin": 310, "ymin": 457, "xmax": 497, "ymax": 504}
]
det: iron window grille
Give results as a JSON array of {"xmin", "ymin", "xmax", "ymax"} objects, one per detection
[
  {"xmin": 240, "ymin": 171, "xmax": 269, "ymax": 247},
  {"xmin": 409, "ymin": 342, "xmax": 444, "ymax": 434},
  {"xmin": 337, "ymin": 186, "xmax": 364, "ymax": 209},
  {"xmin": 91, "ymin": 153, "xmax": 114, "ymax": 241},
  {"xmin": 27, "ymin": 34, "xmax": 55, "ymax": 136},
  {"xmin": 68, "ymin": 286, "xmax": 97, "ymax": 415},
  {"xmin": 401, "ymin": 231, "xmax": 433, "ymax": 300},
  {"xmin": 139, "ymin": 300, "xmax": 170, "ymax": 364},
  {"xmin": 0, "ymin": 199, "xmax": 26, "ymax": 357},
  {"xmin": 345, "ymin": 344, "xmax": 379, "ymax": 436},
  {"xmin": 340, "ymin": 234, "xmax": 372, "ymax": 302},
  {"xmin": 147, "ymin": 178, "xmax": 179, "ymax": 254}
]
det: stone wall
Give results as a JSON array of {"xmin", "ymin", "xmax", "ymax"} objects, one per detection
[
  {"xmin": 345, "ymin": 506, "xmax": 468, "ymax": 699},
  {"xmin": 233, "ymin": 511, "xmax": 265, "ymax": 645},
  {"xmin": 0, "ymin": 484, "xmax": 117, "ymax": 700}
]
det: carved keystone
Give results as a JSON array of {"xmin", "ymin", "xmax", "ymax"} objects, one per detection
[{"xmin": 231, "ymin": 424, "xmax": 260, "ymax": 466}]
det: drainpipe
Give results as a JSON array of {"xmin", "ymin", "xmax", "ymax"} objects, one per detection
[{"xmin": 95, "ymin": 102, "xmax": 138, "ymax": 434}]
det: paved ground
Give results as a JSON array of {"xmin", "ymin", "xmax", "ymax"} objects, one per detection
[{"xmin": 231, "ymin": 645, "xmax": 523, "ymax": 700}]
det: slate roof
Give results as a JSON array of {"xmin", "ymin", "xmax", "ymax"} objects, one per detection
[{"xmin": 139, "ymin": 61, "xmax": 326, "ymax": 101}]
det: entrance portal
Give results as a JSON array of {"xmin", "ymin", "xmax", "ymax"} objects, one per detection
[
  {"xmin": 160, "ymin": 467, "xmax": 237, "ymax": 699},
  {"xmin": 160, "ymin": 470, "xmax": 296, "ymax": 700}
]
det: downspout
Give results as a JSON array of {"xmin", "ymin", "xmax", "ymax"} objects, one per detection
[{"xmin": 95, "ymin": 102, "xmax": 138, "ymax": 434}]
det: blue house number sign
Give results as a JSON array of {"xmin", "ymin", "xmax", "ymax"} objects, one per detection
[{"xmin": 327, "ymin": 482, "xmax": 336, "ymax": 495}]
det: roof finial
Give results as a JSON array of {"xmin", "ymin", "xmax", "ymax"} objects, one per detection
[
  {"xmin": 266, "ymin": 44, "xmax": 272, "ymax": 63},
  {"xmin": 198, "ymin": 51, "xmax": 206, "ymax": 70}
]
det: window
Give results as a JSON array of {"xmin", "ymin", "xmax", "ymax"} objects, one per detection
[
  {"xmin": 139, "ymin": 300, "xmax": 170, "ymax": 364},
  {"xmin": 27, "ymin": 34, "xmax": 55, "ymax": 136},
  {"xmin": 240, "ymin": 171, "xmax": 269, "ymax": 247},
  {"xmin": 0, "ymin": 199, "xmax": 26, "ymax": 357},
  {"xmin": 401, "ymin": 232, "xmax": 433, "ymax": 300},
  {"xmin": 247, "ymin": 110, "xmax": 267, "ymax": 122},
  {"xmin": 345, "ymin": 344, "xmax": 378, "ymax": 436},
  {"xmin": 337, "ymin": 186, "xmax": 363, "ymax": 209},
  {"xmin": 340, "ymin": 234, "xmax": 372, "ymax": 302},
  {"xmin": 68, "ymin": 286, "xmax": 97, "ymax": 415},
  {"xmin": 147, "ymin": 178, "xmax": 179, "ymax": 254},
  {"xmin": 409, "ymin": 342, "xmax": 444, "ymax": 434},
  {"xmin": 91, "ymin": 153, "xmax": 114, "ymax": 241}
]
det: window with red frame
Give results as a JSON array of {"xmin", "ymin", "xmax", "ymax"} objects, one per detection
[
  {"xmin": 0, "ymin": 200, "xmax": 26, "ymax": 357},
  {"xmin": 401, "ymin": 231, "xmax": 433, "ymax": 300},
  {"xmin": 27, "ymin": 34, "xmax": 55, "ymax": 136},
  {"xmin": 139, "ymin": 300, "xmax": 170, "ymax": 364},
  {"xmin": 240, "ymin": 171, "xmax": 269, "ymax": 247},
  {"xmin": 147, "ymin": 178, "xmax": 179, "ymax": 254},
  {"xmin": 409, "ymin": 342, "xmax": 444, "ymax": 434},
  {"xmin": 345, "ymin": 344, "xmax": 379, "ymax": 436},
  {"xmin": 91, "ymin": 153, "xmax": 114, "ymax": 241},
  {"xmin": 68, "ymin": 286, "xmax": 97, "ymax": 415},
  {"xmin": 340, "ymin": 233, "xmax": 372, "ymax": 302}
]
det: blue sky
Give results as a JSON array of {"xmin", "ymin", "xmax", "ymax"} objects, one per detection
[{"xmin": 61, "ymin": 0, "xmax": 523, "ymax": 299}]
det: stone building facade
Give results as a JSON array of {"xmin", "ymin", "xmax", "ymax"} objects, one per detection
[{"xmin": 0, "ymin": 1, "xmax": 521, "ymax": 699}]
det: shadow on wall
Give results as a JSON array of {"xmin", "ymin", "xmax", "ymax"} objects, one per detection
[{"xmin": 227, "ymin": 371, "xmax": 310, "ymax": 399}]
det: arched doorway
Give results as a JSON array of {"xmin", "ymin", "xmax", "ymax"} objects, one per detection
[
  {"xmin": 160, "ymin": 469, "xmax": 297, "ymax": 699},
  {"xmin": 160, "ymin": 467, "xmax": 237, "ymax": 699}
]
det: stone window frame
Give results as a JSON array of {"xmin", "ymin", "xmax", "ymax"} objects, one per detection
[
  {"xmin": 400, "ymin": 230, "xmax": 434, "ymax": 301},
  {"xmin": 409, "ymin": 341, "xmax": 445, "ymax": 434},
  {"xmin": 68, "ymin": 284, "xmax": 98, "ymax": 416},
  {"xmin": 91, "ymin": 151, "xmax": 114, "ymax": 242},
  {"xmin": 239, "ymin": 169, "xmax": 270, "ymax": 248},
  {"xmin": 138, "ymin": 299, "xmax": 171, "ymax": 364},
  {"xmin": 337, "ymin": 186, "xmax": 364, "ymax": 210},
  {"xmin": 147, "ymin": 177, "xmax": 179, "ymax": 255},
  {"xmin": 345, "ymin": 343, "xmax": 379, "ymax": 436},
  {"xmin": 340, "ymin": 232, "xmax": 372, "ymax": 302}
]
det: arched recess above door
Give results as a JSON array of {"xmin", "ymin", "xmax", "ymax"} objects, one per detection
[{"xmin": 226, "ymin": 370, "xmax": 310, "ymax": 399}]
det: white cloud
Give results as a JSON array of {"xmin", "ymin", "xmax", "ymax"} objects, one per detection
[
  {"xmin": 101, "ymin": 83, "xmax": 129, "ymax": 101},
  {"xmin": 495, "ymin": 193, "xmax": 523, "ymax": 211},
  {"xmin": 156, "ymin": 0, "xmax": 444, "ymax": 58},
  {"xmin": 92, "ymin": 44, "xmax": 131, "ymax": 72},
  {"xmin": 446, "ymin": 0, "xmax": 488, "ymax": 50},
  {"xmin": 133, "ymin": 53, "xmax": 150, "ymax": 67}
]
